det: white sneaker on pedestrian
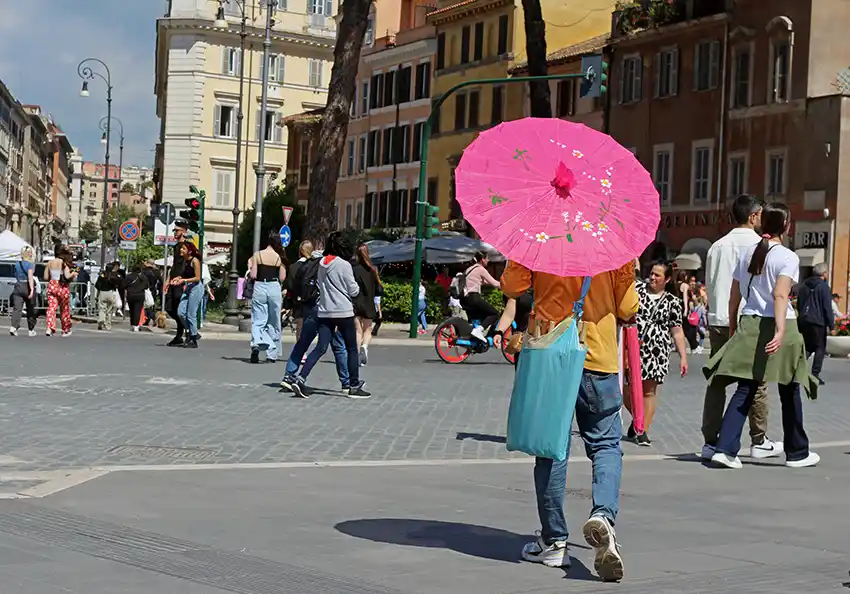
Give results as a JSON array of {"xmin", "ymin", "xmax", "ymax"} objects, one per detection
[
  {"xmin": 61, "ymin": 330, "xmax": 72, "ymax": 338},
  {"xmin": 710, "ymin": 451, "xmax": 743, "ymax": 469},
  {"xmin": 700, "ymin": 444, "xmax": 716, "ymax": 460},
  {"xmin": 695, "ymin": 346, "xmax": 704, "ymax": 355},
  {"xmin": 750, "ymin": 438, "xmax": 783, "ymax": 459},
  {"xmin": 521, "ymin": 533, "xmax": 569, "ymax": 568},
  {"xmin": 27, "ymin": 330, "xmax": 36, "ymax": 337},
  {"xmin": 582, "ymin": 516, "xmax": 623, "ymax": 582},
  {"xmin": 785, "ymin": 452, "xmax": 820, "ymax": 468},
  {"xmin": 360, "ymin": 345, "xmax": 368, "ymax": 366},
  {"xmin": 9, "ymin": 328, "xmax": 17, "ymax": 336},
  {"xmin": 470, "ymin": 326, "xmax": 487, "ymax": 343}
]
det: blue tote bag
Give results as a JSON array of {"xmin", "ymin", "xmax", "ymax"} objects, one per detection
[{"xmin": 506, "ymin": 277, "xmax": 591, "ymax": 462}]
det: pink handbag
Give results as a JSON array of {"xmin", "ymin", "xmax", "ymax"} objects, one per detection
[{"xmin": 623, "ymin": 325, "xmax": 645, "ymax": 434}]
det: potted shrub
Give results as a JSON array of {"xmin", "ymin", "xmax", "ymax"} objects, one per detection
[{"xmin": 827, "ymin": 315, "xmax": 850, "ymax": 358}]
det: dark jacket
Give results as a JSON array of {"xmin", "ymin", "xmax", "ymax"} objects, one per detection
[
  {"xmin": 797, "ymin": 275, "xmax": 834, "ymax": 329},
  {"xmin": 352, "ymin": 262, "xmax": 378, "ymax": 320},
  {"xmin": 124, "ymin": 272, "xmax": 150, "ymax": 300}
]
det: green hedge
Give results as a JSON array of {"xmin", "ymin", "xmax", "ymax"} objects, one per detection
[{"xmin": 378, "ymin": 277, "xmax": 504, "ymax": 323}]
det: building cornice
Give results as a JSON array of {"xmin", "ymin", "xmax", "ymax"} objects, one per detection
[
  {"xmin": 157, "ymin": 17, "xmax": 336, "ymax": 50},
  {"xmin": 427, "ymin": 0, "xmax": 512, "ymax": 26},
  {"xmin": 363, "ymin": 38, "xmax": 437, "ymax": 67},
  {"xmin": 612, "ymin": 13, "xmax": 728, "ymax": 47}
]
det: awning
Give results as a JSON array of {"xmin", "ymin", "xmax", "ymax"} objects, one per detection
[
  {"xmin": 673, "ymin": 253, "xmax": 702, "ymax": 271},
  {"xmin": 795, "ymin": 248, "xmax": 825, "ymax": 267}
]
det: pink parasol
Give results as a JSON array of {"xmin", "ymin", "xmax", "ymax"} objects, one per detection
[{"xmin": 454, "ymin": 118, "xmax": 660, "ymax": 276}]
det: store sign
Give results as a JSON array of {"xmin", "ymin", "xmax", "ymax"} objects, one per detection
[
  {"xmin": 661, "ymin": 212, "xmax": 733, "ymax": 229},
  {"xmin": 801, "ymin": 231, "xmax": 828, "ymax": 249}
]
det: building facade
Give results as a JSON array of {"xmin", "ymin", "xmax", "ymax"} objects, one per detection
[
  {"xmin": 0, "ymin": 80, "xmax": 26, "ymax": 232},
  {"xmin": 68, "ymin": 149, "xmax": 84, "ymax": 240},
  {"xmin": 47, "ymin": 120, "xmax": 73, "ymax": 247},
  {"xmin": 21, "ymin": 106, "xmax": 51, "ymax": 251},
  {"xmin": 155, "ymin": 0, "xmax": 336, "ymax": 248}
]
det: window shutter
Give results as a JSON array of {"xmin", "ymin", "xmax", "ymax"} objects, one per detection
[
  {"xmin": 653, "ymin": 53, "xmax": 660, "ymax": 98},
  {"xmin": 214, "ymin": 105, "xmax": 222, "ymax": 136},
  {"xmin": 325, "ymin": 0, "xmax": 332, "ymax": 15},
  {"xmin": 618, "ymin": 60, "xmax": 625, "ymax": 104},
  {"xmin": 634, "ymin": 57, "xmax": 643, "ymax": 100},
  {"xmin": 277, "ymin": 55, "xmax": 285, "ymax": 82},
  {"xmin": 259, "ymin": 57, "xmax": 265, "ymax": 81},
  {"xmin": 235, "ymin": 49, "xmax": 242, "ymax": 76},
  {"xmin": 692, "ymin": 46, "xmax": 700, "ymax": 90},
  {"xmin": 230, "ymin": 107, "xmax": 237, "ymax": 137},
  {"xmin": 709, "ymin": 40, "xmax": 720, "ymax": 89},
  {"xmin": 671, "ymin": 48, "xmax": 679, "ymax": 96},
  {"xmin": 221, "ymin": 48, "xmax": 230, "ymax": 74}
]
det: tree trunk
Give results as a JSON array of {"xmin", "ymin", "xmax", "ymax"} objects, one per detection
[
  {"xmin": 304, "ymin": 0, "xmax": 371, "ymax": 243},
  {"xmin": 520, "ymin": 0, "xmax": 551, "ymax": 118}
]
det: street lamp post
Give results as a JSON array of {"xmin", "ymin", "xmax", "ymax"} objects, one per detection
[
  {"xmin": 215, "ymin": 0, "xmax": 248, "ymax": 326},
  {"xmin": 78, "ymin": 58, "xmax": 113, "ymax": 267},
  {"xmin": 101, "ymin": 116, "xmax": 124, "ymax": 258},
  {"xmin": 252, "ymin": 0, "xmax": 277, "ymax": 254}
]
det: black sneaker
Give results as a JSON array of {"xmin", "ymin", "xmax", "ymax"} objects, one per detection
[
  {"xmin": 250, "ymin": 348, "xmax": 260, "ymax": 364},
  {"xmin": 636, "ymin": 432, "xmax": 651, "ymax": 447},
  {"xmin": 279, "ymin": 376, "xmax": 297, "ymax": 392},
  {"xmin": 627, "ymin": 423, "xmax": 637, "ymax": 441},
  {"xmin": 183, "ymin": 338, "xmax": 198, "ymax": 349},
  {"xmin": 291, "ymin": 379, "xmax": 312, "ymax": 399},
  {"xmin": 816, "ymin": 375, "xmax": 826, "ymax": 386},
  {"xmin": 347, "ymin": 382, "xmax": 372, "ymax": 399},
  {"xmin": 167, "ymin": 336, "xmax": 184, "ymax": 347},
  {"xmin": 340, "ymin": 384, "xmax": 351, "ymax": 393}
]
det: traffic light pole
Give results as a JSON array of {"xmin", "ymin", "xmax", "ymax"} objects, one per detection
[{"xmin": 408, "ymin": 71, "xmax": 600, "ymax": 338}]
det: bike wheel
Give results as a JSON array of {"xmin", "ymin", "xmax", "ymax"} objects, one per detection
[
  {"xmin": 501, "ymin": 326, "xmax": 517, "ymax": 364},
  {"xmin": 434, "ymin": 320, "xmax": 471, "ymax": 364}
]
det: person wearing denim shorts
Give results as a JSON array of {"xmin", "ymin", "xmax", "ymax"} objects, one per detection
[{"xmin": 501, "ymin": 260, "xmax": 639, "ymax": 582}]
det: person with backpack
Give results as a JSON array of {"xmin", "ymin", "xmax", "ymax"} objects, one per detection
[
  {"xmin": 796, "ymin": 262, "xmax": 834, "ymax": 385},
  {"xmin": 453, "ymin": 252, "xmax": 501, "ymax": 342}
]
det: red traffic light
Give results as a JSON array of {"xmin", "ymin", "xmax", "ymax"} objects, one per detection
[{"xmin": 185, "ymin": 197, "xmax": 201, "ymax": 209}]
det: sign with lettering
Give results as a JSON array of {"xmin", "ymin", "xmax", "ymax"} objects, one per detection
[
  {"xmin": 801, "ymin": 231, "xmax": 828, "ymax": 249},
  {"xmin": 661, "ymin": 212, "xmax": 734, "ymax": 229}
]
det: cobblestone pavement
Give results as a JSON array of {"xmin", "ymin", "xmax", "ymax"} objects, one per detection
[{"xmin": 1, "ymin": 329, "xmax": 848, "ymax": 482}]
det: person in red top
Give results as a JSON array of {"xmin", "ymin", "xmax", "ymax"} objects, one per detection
[{"xmin": 435, "ymin": 267, "xmax": 452, "ymax": 292}]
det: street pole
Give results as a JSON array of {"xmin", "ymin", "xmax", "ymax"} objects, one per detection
[
  {"xmin": 409, "ymin": 73, "xmax": 594, "ymax": 338},
  {"xmin": 101, "ymin": 116, "xmax": 125, "ymax": 262},
  {"xmin": 251, "ymin": 0, "xmax": 276, "ymax": 254}
]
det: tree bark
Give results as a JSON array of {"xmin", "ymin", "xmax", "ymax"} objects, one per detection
[
  {"xmin": 304, "ymin": 0, "xmax": 371, "ymax": 243},
  {"xmin": 520, "ymin": 0, "xmax": 552, "ymax": 118}
]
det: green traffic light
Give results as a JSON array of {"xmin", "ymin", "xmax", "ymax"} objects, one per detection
[{"xmin": 600, "ymin": 85, "xmax": 608, "ymax": 94}]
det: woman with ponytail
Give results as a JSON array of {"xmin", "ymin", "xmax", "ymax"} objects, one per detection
[{"xmin": 705, "ymin": 202, "xmax": 819, "ymax": 469}]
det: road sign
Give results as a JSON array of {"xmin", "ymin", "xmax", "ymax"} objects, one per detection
[
  {"xmin": 119, "ymin": 240, "xmax": 137, "ymax": 251},
  {"xmin": 119, "ymin": 221, "xmax": 140, "ymax": 242},
  {"xmin": 282, "ymin": 206, "xmax": 294, "ymax": 225},
  {"xmin": 158, "ymin": 202, "xmax": 175, "ymax": 226},
  {"xmin": 279, "ymin": 225, "xmax": 291, "ymax": 248}
]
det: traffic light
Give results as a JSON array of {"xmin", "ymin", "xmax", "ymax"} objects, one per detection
[
  {"xmin": 422, "ymin": 204, "xmax": 440, "ymax": 239},
  {"xmin": 580, "ymin": 54, "xmax": 609, "ymax": 98},
  {"xmin": 179, "ymin": 186, "xmax": 204, "ymax": 232}
]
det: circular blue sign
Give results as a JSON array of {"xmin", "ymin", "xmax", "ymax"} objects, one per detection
[{"xmin": 279, "ymin": 225, "xmax": 291, "ymax": 248}]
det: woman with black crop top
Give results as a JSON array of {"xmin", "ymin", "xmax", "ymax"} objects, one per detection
[{"xmin": 249, "ymin": 231, "xmax": 288, "ymax": 363}]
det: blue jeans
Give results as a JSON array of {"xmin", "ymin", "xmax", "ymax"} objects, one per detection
[
  {"xmin": 177, "ymin": 282, "xmax": 204, "ymax": 338},
  {"xmin": 300, "ymin": 317, "xmax": 360, "ymax": 387},
  {"xmin": 716, "ymin": 380, "xmax": 809, "ymax": 461},
  {"xmin": 417, "ymin": 300, "xmax": 427, "ymax": 330},
  {"xmin": 534, "ymin": 370, "xmax": 623, "ymax": 545},
  {"xmin": 284, "ymin": 307, "xmax": 349, "ymax": 386},
  {"xmin": 251, "ymin": 281, "xmax": 282, "ymax": 361}
]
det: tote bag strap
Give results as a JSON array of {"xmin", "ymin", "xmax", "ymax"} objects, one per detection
[{"xmin": 572, "ymin": 277, "xmax": 592, "ymax": 321}]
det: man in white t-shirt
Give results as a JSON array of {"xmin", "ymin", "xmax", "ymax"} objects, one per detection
[{"xmin": 701, "ymin": 195, "xmax": 782, "ymax": 461}]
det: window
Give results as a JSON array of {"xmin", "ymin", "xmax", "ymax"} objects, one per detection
[
  {"xmin": 619, "ymin": 55, "xmax": 642, "ymax": 104},
  {"xmin": 412, "ymin": 122, "xmax": 424, "ymax": 161},
  {"xmin": 355, "ymin": 201, "xmax": 363, "ymax": 228},
  {"xmin": 364, "ymin": 192, "xmax": 374, "ymax": 227},
  {"xmin": 308, "ymin": 59, "xmax": 323, "ymax": 87},
  {"xmin": 653, "ymin": 47, "xmax": 679, "ymax": 98},
  {"xmin": 766, "ymin": 149, "xmax": 787, "ymax": 197},
  {"xmin": 360, "ymin": 80, "xmax": 369, "ymax": 114},
  {"xmin": 221, "ymin": 47, "xmax": 241, "ymax": 76},
  {"xmin": 693, "ymin": 40, "xmax": 720, "ymax": 91},
  {"xmin": 370, "ymin": 73, "xmax": 383, "ymax": 109},
  {"xmin": 728, "ymin": 153, "xmax": 748, "ymax": 198},
  {"xmin": 364, "ymin": 10, "xmax": 374, "ymax": 45},
  {"xmin": 298, "ymin": 139, "xmax": 310, "ymax": 185},
  {"xmin": 212, "ymin": 169, "xmax": 233, "ymax": 207},
  {"xmin": 414, "ymin": 62, "xmax": 431, "ymax": 100},
  {"xmin": 351, "ymin": 86, "xmax": 357, "ymax": 117},
  {"xmin": 367, "ymin": 130, "xmax": 380, "ymax": 167},
  {"xmin": 382, "ymin": 128, "xmax": 393, "ymax": 165},
  {"xmin": 731, "ymin": 45, "xmax": 752, "ymax": 108},
  {"xmin": 308, "ymin": 0, "xmax": 333, "ymax": 15},
  {"xmin": 213, "ymin": 104, "xmax": 235, "ymax": 138},
  {"xmin": 358, "ymin": 134, "xmax": 366, "ymax": 172},
  {"xmin": 770, "ymin": 39, "xmax": 790, "ymax": 103},
  {"xmin": 473, "ymin": 22, "xmax": 484, "ymax": 61},
  {"xmin": 261, "ymin": 54, "xmax": 285, "ymax": 82},
  {"xmin": 345, "ymin": 203, "xmax": 352, "ymax": 228},
  {"xmin": 652, "ymin": 144, "xmax": 673, "ymax": 207},
  {"xmin": 491, "ymin": 86, "xmax": 504, "ymax": 124},
  {"xmin": 397, "ymin": 66, "xmax": 412, "ymax": 104},
  {"xmin": 401, "ymin": 124, "xmax": 411, "ymax": 162},
  {"xmin": 497, "ymin": 14, "xmax": 508, "ymax": 55},
  {"xmin": 454, "ymin": 94, "xmax": 467, "ymax": 130},
  {"xmin": 556, "ymin": 79, "xmax": 576, "ymax": 117},
  {"xmin": 391, "ymin": 126, "xmax": 404, "ymax": 164},
  {"xmin": 690, "ymin": 140, "xmax": 714, "ymax": 204},
  {"xmin": 111, "ymin": 192, "xmax": 118, "ymax": 198},
  {"xmin": 346, "ymin": 138, "xmax": 355, "ymax": 176},
  {"xmin": 384, "ymin": 70, "xmax": 396, "ymax": 106},
  {"xmin": 436, "ymin": 33, "xmax": 446, "ymax": 69},
  {"xmin": 256, "ymin": 110, "xmax": 283, "ymax": 142},
  {"xmin": 468, "ymin": 91, "xmax": 480, "ymax": 128},
  {"xmin": 460, "ymin": 26, "xmax": 471, "ymax": 64}
]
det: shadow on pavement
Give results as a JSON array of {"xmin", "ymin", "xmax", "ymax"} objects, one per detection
[
  {"xmin": 456, "ymin": 432, "xmax": 506, "ymax": 444},
  {"xmin": 423, "ymin": 359, "xmax": 508, "ymax": 366}
]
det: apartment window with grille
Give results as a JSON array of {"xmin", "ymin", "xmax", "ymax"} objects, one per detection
[
  {"xmin": 298, "ymin": 139, "xmax": 310, "ymax": 186},
  {"xmin": 346, "ymin": 138, "xmax": 355, "ymax": 176},
  {"xmin": 367, "ymin": 130, "xmax": 379, "ymax": 167},
  {"xmin": 384, "ymin": 70, "xmax": 396, "ymax": 106},
  {"xmin": 731, "ymin": 45, "xmax": 752, "ymax": 108},
  {"xmin": 212, "ymin": 169, "xmax": 233, "ymax": 207},
  {"xmin": 556, "ymin": 79, "xmax": 576, "ymax": 117},
  {"xmin": 221, "ymin": 47, "xmax": 241, "ymax": 76},
  {"xmin": 467, "ymin": 91, "xmax": 480, "ymax": 128},
  {"xmin": 345, "ymin": 203, "xmax": 352, "ymax": 228},
  {"xmin": 412, "ymin": 122, "xmax": 424, "ymax": 161},
  {"xmin": 766, "ymin": 149, "xmax": 787, "ymax": 197},
  {"xmin": 497, "ymin": 14, "xmax": 508, "ymax": 55},
  {"xmin": 619, "ymin": 55, "xmax": 642, "ymax": 104},
  {"xmin": 381, "ymin": 128, "xmax": 393, "ymax": 165},
  {"xmin": 361, "ymin": 80, "xmax": 369, "ymax": 115},
  {"xmin": 473, "ymin": 22, "xmax": 484, "ymax": 61},
  {"xmin": 355, "ymin": 201, "xmax": 363, "ymax": 228},
  {"xmin": 437, "ymin": 33, "xmax": 446, "ymax": 69},
  {"xmin": 308, "ymin": 59, "xmax": 324, "ymax": 88},
  {"xmin": 261, "ymin": 54, "xmax": 285, "ymax": 82},
  {"xmin": 770, "ymin": 39, "xmax": 790, "ymax": 103},
  {"xmin": 358, "ymin": 134, "xmax": 367, "ymax": 172},
  {"xmin": 256, "ymin": 110, "xmax": 283, "ymax": 143},
  {"xmin": 728, "ymin": 153, "xmax": 748, "ymax": 198},
  {"xmin": 491, "ymin": 86, "xmax": 504, "ymax": 124},
  {"xmin": 690, "ymin": 140, "xmax": 713, "ymax": 204},
  {"xmin": 213, "ymin": 104, "xmax": 235, "ymax": 138},
  {"xmin": 653, "ymin": 47, "xmax": 678, "ymax": 98},
  {"xmin": 370, "ymin": 73, "xmax": 383, "ymax": 109},
  {"xmin": 397, "ymin": 66, "xmax": 412, "ymax": 104},
  {"xmin": 414, "ymin": 61, "xmax": 431, "ymax": 99},
  {"xmin": 694, "ymin": 40, "xmax": 720, "ymax": 91},
  {"xmin": 460, "ymin": 26, "xmax": 471, "ymax": 64},
  {"xmin": 454, "ymin": 94, "xmax": 467, "ymax": 130},
  {"xmin": 652, "ymin": 144, "xmax": 673, "ymax": 207}
]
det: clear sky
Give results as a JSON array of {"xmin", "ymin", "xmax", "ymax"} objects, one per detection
[{"xmin": 0, "ymin": 0, "xmax": 163, "ymax": 168}]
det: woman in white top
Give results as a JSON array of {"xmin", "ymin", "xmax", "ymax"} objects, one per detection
[{"xmin": 705, "ymin": 203, "xmax": 819, "ymax": 469}]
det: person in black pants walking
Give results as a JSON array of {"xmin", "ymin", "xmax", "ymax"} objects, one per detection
[
  {"xmin": 166, "ymin": 222, "xmax": 188, "ymax": 346},
  {"xmin": 796, "ymin": 262, "xmax": 834, "ymax": 385},
  {"xmin": 124, "ymin": 264, "xmax": 150, "ymax": 332}
]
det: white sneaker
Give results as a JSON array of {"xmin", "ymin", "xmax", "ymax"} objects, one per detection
[
  {"xmin": 521, "ymin": 533, "xmax": 569, "ymax": 568},
  {"xmin": 750, "ymin": 438, "xmax": 783, "ymax": 459},
  {"xmin": 700, "ymin": 444, "xmax": 716, "ymax": 460},
  {"xmin": 470, "ymin": 326, "xmax": 487, "ymax": 343},
  {"xmin": 360, "ymin": 345, "xmax": 368, "ymax": 366},
  {"xmin": 695, "ymin": 346, "xmax": 704, "ymax": 355},
  {"xmin": 711, "ymin": 451, "xmax": 743, "ymax": 469},
  {"xmin": 786, "ymin": 452, "xmax": 820, "ymax": 468},
  {"xmin": 61, "ymin": 330, "xmax": 72, "ymax": 338},
  {"xmin": 45, "ymin": 330, "xmax": 53, "ymax": 337},
  {"xmin": 582, "ymin": 516, "xmax": 624, "ymax": 582},
  {"xmin": 9, "ymin": 328, "xmax": 17, "ymax": 337},
  {"xmin": 27, "ymin": 330, "xmax": 36, "ymax": 337}
]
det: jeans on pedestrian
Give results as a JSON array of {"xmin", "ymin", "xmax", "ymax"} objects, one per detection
[
  {"xmin": 299, "ymin": 317, "xmax": 360, "ymax": 387},
  {"xmin": 417, "ymin": 300, "xmax": 427, "ymax": 330},
  {"xmin": 250, "ymin": 281, "xmax": 283, "ymax": 361},
  {"xmin": 177, "ymin": 282, "xmax": 204, "ymax": 337},
  {"xmin": 716, "ymin": 380, "xmax": 809, "ymax": 462},
  {"xmin": 284, "ymin": 307, "xmax": 349, "ymax": 385},
  {"xmin": 534, "ymin": 370, "xmax": 623, "ymax": 545}
]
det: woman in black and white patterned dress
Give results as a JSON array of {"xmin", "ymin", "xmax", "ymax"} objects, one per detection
[{"xmin": 632, "ymin": 261, "xmax": 689, "ymax": 446}]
